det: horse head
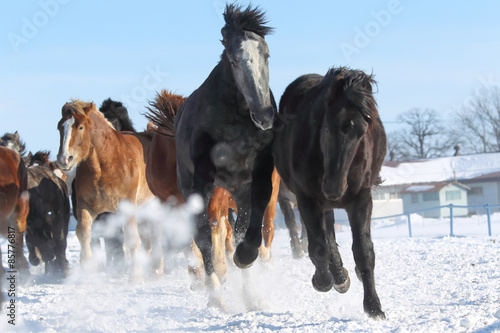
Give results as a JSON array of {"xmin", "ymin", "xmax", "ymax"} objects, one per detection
[
  {"xmin": 221, "ymin": 4, "xmax": 275, "ymax": 130},
  {"xmin": 56, "ymin": 100, "xmax": 94, "ymax": 171},
  {"xmin": 320, "ymin": 68, "xmax": 377, "ymax": 201},
  {"xmin": 0, "ymin": 131, "xmax": 26, "ymax": 155}
]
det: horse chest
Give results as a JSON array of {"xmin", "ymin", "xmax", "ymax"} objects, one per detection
[{"xmin": 210, "ymin": 126, "xmax": 272, "ymax": 189}]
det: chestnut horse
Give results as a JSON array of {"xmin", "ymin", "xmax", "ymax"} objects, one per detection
[
  {"xmin": 0, "ymin": 146, "xmax": 30, "ymax": 279},
  {"xmin": 56, "ymin": 100, "xmax": 158, "ymax": 280},
  {"xmin": 273, "ymin": 67, "xmax": 387, "ymax": 319}
]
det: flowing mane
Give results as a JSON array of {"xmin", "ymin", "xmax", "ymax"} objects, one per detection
[
  {"xmin": 223, "ymin": 4, "xmax": 274, "ymax": 37},
  {"xmin": 323, "ymin": 67, "xmax": 378, "ymax": 123},
  {"xmin": 99, "ymin": 98, "xmax": 136, "ymax": 132},
  {"xmin": 144, "ymin": 90, "xmax": 186, "ymax": 137},
  {"xmin": 62, "ymin": 99, "xmax": 114, "ymax": 129}
]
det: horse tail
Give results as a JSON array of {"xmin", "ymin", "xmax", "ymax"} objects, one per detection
[{"xmin": 143, "ymin": 90, "xmax": 186, "ymax": 137}]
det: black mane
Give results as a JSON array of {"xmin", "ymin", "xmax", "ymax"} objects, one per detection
[
  {"xmin": 324, "ymin": 67, "xmax": 378, "ymax": 122},
  {"xmin": 99, "ymin": 98, "xmax": 136, "ymax": 132},
  {"xmin": 223, "ymin": 3, "xmax": 273, "ymax": 37}
]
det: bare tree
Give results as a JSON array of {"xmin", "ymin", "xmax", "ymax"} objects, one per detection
[
  {"xmin": 451, "ymin": 85, "xmax": 500, "ymax": 154},
  {"xmin": 388, "ymin": 108, "xmax": 450, "ymax": 160}
]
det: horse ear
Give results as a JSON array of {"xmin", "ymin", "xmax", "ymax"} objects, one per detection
[
  {"xmin": 13, "ymin": 131, "xmax": 19, "ymax": 140},
  {"xmin": 83, "ymin": 102, "xmax": 95, "ymax": 115}
]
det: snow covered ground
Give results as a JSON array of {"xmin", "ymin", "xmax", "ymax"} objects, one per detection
[{"xmin": 1, "ymin": 212, "xmax": 499, "ymax": 333}]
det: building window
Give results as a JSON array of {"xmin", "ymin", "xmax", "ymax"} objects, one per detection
[
  {"xmin": 468, "ymin": 187, "xmax": 483, "ymax": 195},
  {"xmin": 373, "ymin": 193, "xmax": 384, "ymax": 200},
  {"xmin": 445, "ymin": 190, "xmax": 461, "ymax": 201},
  {"xmin": 389, "ymin": 192, "xmax": 401, "ymax": 199},
  {"xmin": 411, "ymin": 193, "xmax": 418, "ymax": 203},
  {"xmin": 423, "ymin": 192, "xmax": 439, "ymax": 201}
]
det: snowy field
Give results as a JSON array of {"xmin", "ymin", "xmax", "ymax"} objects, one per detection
[{"xmin": 1, "ymin": 213, "xmax": 500, "ymax": 333}]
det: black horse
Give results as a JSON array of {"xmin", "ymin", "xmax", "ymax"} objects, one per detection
[
  {"xmin": 26, "ymin": 152, "xmax": 70, "ymax": 277},
  {"xmin": 99, "ymin": 98, "xmax": 137, "ymax": 132},
  {"xmin": 273, "ymin": 67, "xmax": 387, "ymax": 319},
  {"xmin": 175, "ymin": 4, "xmax": 276, "ymax": 308}
]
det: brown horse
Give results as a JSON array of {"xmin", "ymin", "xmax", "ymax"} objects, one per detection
[
  {"xmin": 0, "ymin": 146, "xmax": 30, "ymax": 280},
  {"xmin": 56, "ymin": 100, "xmax": 158, "ymax": 281}
]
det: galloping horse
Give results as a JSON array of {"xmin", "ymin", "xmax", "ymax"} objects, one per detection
[
  {"xmin": 144, "ymin": 90, "xmax": 233, "ymax": 284},
  {"xmin": 0, "ymin": 146, "xmax": 30, "ymax": 278},
  {"xmin": 25, "ymin": 151, "xmax": 70, "ymax": 277},
  {"xmin": 56, "ymin": 100, "xmax": 157, "ymax": 280},
  {"xmin": 175, "ymin": 4, "xmax": 276, "ymax": 308},
  {"xmin": 273, "ymin": 67, "xmax": 387, "ymax": 319}
]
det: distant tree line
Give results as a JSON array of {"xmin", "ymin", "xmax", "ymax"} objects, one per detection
[{"xmin": 387, "ymin": 85, "xmax": 500, "ymax": 161}]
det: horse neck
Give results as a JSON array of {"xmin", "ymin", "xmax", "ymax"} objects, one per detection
[
  {"xmin": 85, "ymin": 111, "xmax": 119, "ymax": 166},
  {"xmin": 214, "ymin": 53, "xmax": 247, "ymax": 105}
]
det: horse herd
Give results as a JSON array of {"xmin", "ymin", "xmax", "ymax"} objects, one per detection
[{"xmin": 0, "ymin": 4, "xmax": 387, "ymax": 319}]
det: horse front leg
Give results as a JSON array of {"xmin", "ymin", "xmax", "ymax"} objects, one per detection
[
  {"xmin": 297, "ymin": 196, "xmax": 334, "ymax": 292},
  {"xmin": 76, "ymin": 209, "xmax": 95, "ymax": 269},
  {"xmin": 13, "ymin": 193, "xmax": 30, "ymax": 278},
  {"xmin": 191, "ymin": 137, "xmax": 225, "ymax": 310},
  {"xmin": 279, "ymin": 191, "xmax": 303, "ymax": 259},
  {"xmin": 234, "ymin": 153, "xmax": 274, "ymax": 269},
  {"xmin": 324, "ymin": 210, "xmax": 350, "ymax": 293},
  {"xmin": 346, "ymin": 189, "xmax": 385, "ymax": 320},
  {"xmin": 124, "ymin": 215, "xmax": 143, "ymax": 282},
  {"xmin": 53, "ymin": 217, "xmax": 70, "ymax": 277}
]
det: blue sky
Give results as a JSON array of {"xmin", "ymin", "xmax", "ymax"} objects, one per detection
[{"xmin": 1, "ymin": 0, "xmax": 500, "ymax": 155}]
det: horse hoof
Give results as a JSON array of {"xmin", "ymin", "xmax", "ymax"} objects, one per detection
[
  {"xmin": 233, "ymin": 242, "xmax": 258, "ymax": 269},
  {"xmin": 258, "ymin": 246, "xmax": 272, "ymax": 263},
  {"xmin": 208, "ymin": 297, "xmax": 227, "ymax": 312},
  {"xmin": 366, "ymin": 308, "xmax": 386, "ymax": 320},
  {"xmin": 312, "ymin": 271, "xmax": 334, "ymax": 292},
  {"xmin": 333, "ymin": 270, "xmax": 350, "ymax": 294}
]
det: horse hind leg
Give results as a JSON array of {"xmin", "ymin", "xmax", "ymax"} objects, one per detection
[{"xmin": 279, "ymin": 196, "xmax": 303, "ymax": 259}]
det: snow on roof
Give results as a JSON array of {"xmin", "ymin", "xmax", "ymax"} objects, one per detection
[
  {"xmin": 403, "ymin": 185, "xmax": 436, "ymax": 192},
  {"xmin": 381, "ymin": 152, "xmax": 500, "ymax": 187}
]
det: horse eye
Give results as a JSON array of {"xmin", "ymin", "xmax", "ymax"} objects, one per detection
[
  {"xmin": 341, "ymin": 120, "xmax": 354, "ymax": 134},
  {"xmin": 79, "ymin": 126, "xmax": 84, "ymax": 131}
]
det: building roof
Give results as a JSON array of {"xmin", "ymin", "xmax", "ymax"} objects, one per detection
[
  {"xmin": 401, "ymin": 182, "xmax": 470, "ymax": 194},
  {"xmin": 381, "ymin": 152, "xmax": 500, "ymax": 187}
]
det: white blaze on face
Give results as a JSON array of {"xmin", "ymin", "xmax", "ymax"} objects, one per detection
[
  {"xmin": 60, "ymin": 116, "xmax": 75, "ymax": 158},
  {"xmin": 240, "ymin": 39, "xmax": 262, "ymax": 86}
]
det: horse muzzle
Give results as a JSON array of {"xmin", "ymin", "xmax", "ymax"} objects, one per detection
[
  {"xmin": 250, "ymin": 107, "xmax": 274, "ymax": 131},
  {"xmin": 322, "ymin": 181, "xmax": 347, "ymax": 201},
  {"xmin": 56, "ymin": 155, "xmax": 74, "ymax": 171}
]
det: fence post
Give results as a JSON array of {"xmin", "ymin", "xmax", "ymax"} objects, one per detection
[
  {"xmin": 449, "ymin": 204, "xmax": 454, "ymax": 237},
  {"xmin": 407, "ymin": 213, "xmax": 412, "ymax": 238},
  {"xmin": 486, "ymin": 204, "xmax": 492, "ymax": 237}
]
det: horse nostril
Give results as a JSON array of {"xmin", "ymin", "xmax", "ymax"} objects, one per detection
[{"xmin": 68, "ymin": 156, "xmax": 74, "ymax": 163}]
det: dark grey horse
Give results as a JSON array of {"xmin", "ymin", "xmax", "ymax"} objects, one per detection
[
  {"xmin": 273, "ymin": 67, "xmax": 387, "ymax": 319},
  {"xmin": 175, "ymin": 4, "xmax": 276, "ymax": 308}
]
